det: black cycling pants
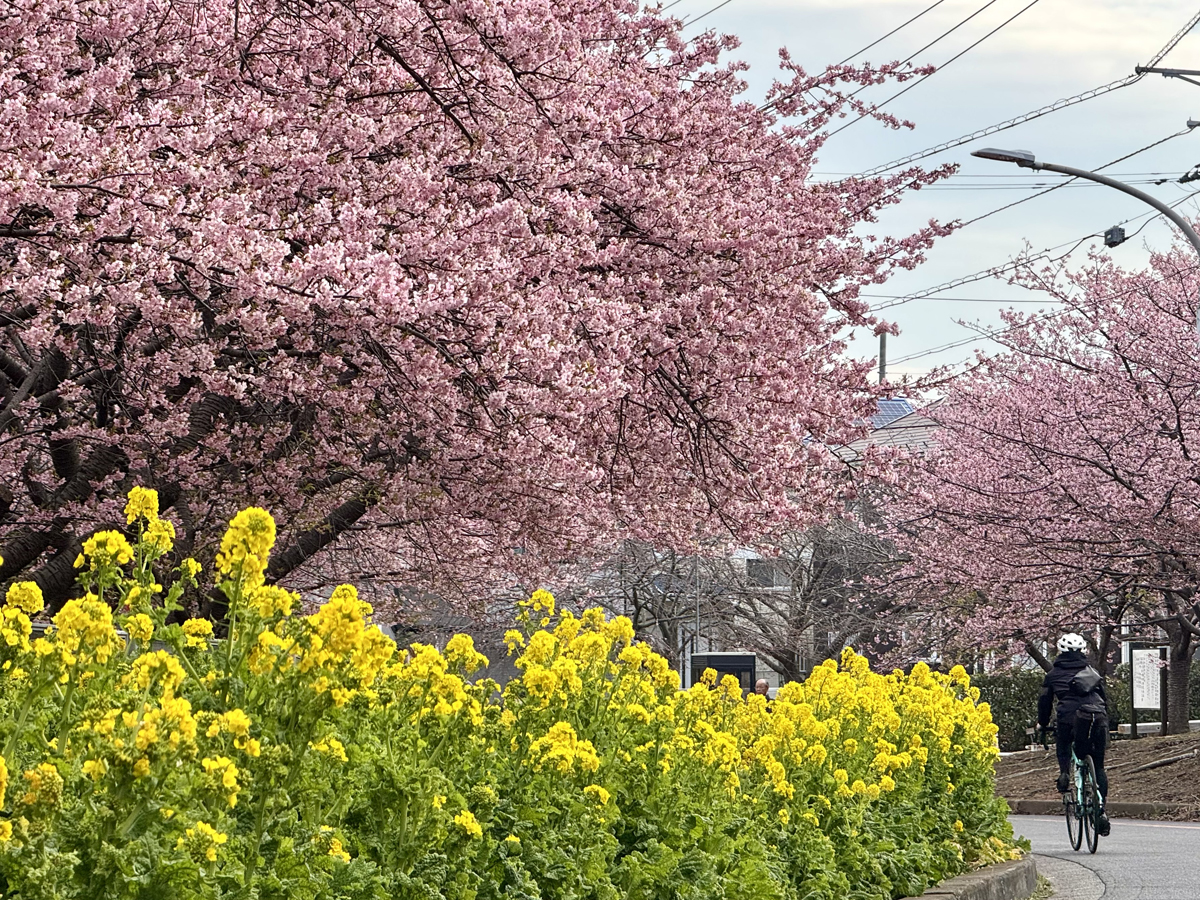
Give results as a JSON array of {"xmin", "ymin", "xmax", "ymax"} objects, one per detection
[{"xmin": 1056, "ymin": 712, "xmax": 1108, "ymax": 800}]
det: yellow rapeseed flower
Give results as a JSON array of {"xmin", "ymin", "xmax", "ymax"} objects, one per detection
[
  {"xmin": 177, "ymin": 821, "xmax": 227, "ymax": 862},
  {"xmin": 583, "ymin": 784, "xmax": 611, "ymax": 805},
  {"xmin": 125, "ymin": 614, "xmax": 154, "ymax": 645},
  {"xmin": 79, "ymin": 530, "xmax": 134, "ymax": 570},
  {"xmin": 1, "ymin": 605, "xmax": 32, "ymax": 652},
  {"xmin": 182, "ymin": 618, "xmax": 214, "ymax": 649},
  {"xmin": 444, "ymin": 634, "xmax": 488, "ymax": 674},
  {"xmin": 202, "ymin": 756, "xmax": 240, "ymax": 807},
  {"xmin": 125, "ymin": 650, "xmax": 186, "ymax": 700},
  {"xmin": 19, "ymin": 763, "xmax": 63, "ymax": 809},
  {"xmin": 124, "ymin": 487, "xmax": 160, "ymax": 524},
  {"xmin": 311, "ymin": 735, "xmax": 349, "ymax": 763},
  {"xmin": 454, "ymin": 809, "xmax": 483, "ymax": 838},
  {"xmin": 5, "ymin": 581, "xmax": 44, "ymax": 615},
  {"xmin": 215, "ymin": 507, "xmax": 276, "ymax": 588},
  {"xmin": 529, "ymin": 722, "xmax": 600, "ymax": 774},
  {"xmin": 144, "ymin": 517, "xmax": 175, "ymax": 554},
  {"xmin": 53, "ymin": 597, "xmax": 122, "ymax": 668},
  {"xmin": 248, "ymin": 585, "xmax": 297, "ymax": 619}
]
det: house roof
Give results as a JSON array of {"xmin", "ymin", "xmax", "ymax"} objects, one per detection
[{"xmin": 845, "ymin": 399, "xmax": 943, "ymax": 458}]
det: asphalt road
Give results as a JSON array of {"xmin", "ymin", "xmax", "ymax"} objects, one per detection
[{"xmin": 1010, "ymin": 815, "xmax": 1200, "ymax": 899}]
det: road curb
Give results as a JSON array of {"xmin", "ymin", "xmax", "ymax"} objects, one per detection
[
  {"xmin": 1007, "ymin": 797, "xmax": 1195, "ymax": 818},
  {"xmin": 900, "ymin": 857, "xmax": 1037, "ymax": 900},
  {"xmin": 1030, "ymin": 854, "xmax": 1103, "ymax": 900}
]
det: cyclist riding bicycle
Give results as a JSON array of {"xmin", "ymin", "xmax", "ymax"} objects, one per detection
[{"xmin": 1037, "ymin": 632, "xmax": 1111, "ymax": 836}]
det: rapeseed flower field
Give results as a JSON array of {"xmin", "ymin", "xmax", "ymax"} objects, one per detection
[{"xmin": 0, "ymin": 490, "xmax": 1017, "ymax": 900}]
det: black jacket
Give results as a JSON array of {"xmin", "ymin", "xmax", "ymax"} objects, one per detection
[{"xmin": 1037, "ymin": 650, "xmax": 1109, "ymax": 728}]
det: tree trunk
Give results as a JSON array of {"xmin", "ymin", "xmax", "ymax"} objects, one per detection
[
  {"xmin": 1168, "ymin": 638, "xmax": 1195, "ymax": 735},
  {"xmin": 1095, "ymin": 624, "xmax": 1119, "ymax": 676},
  {"xmin": 1025, "ymin": 640, "xmax": 1052, "ymax": 673}
]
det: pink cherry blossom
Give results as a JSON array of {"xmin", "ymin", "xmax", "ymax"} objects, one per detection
[
  {"xmin": 0, "ymin": 0, "xmax": 948, "ymax": 609},
  {"xmin": 892, "ymin": 244, "xmax": 1200, "ymax": 725}
]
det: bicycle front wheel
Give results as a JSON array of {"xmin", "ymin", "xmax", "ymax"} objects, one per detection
[
  {"xmin": 1082, "ymin": 756, "xmax": 1100, "ymax": 854},
  {"xmin": 1065, "ymin": 761, "xmax": 1083, "ymax": 851}
]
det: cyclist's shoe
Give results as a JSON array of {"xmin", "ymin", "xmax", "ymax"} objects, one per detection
[
  {"xmin": 1097, "ymin": 813, "xmax": 1111, "ymax": 836},
  {"xmin": 1055, "ymin": 772, "xmax": 1070, "ymax": 793}
]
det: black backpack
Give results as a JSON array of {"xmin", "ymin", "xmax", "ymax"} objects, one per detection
[
  {"xmin": 1069, "ymin": 666, "xmax": 1107, "ymax": 715},
  {"xmin": 1069, "ymin": 666, "xmax": 1102, "ymax": 696}
]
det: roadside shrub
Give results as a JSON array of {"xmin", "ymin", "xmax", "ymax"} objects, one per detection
[
  {"xmin": 0, "ymin": 490, "xmax": 1017, "ymax": 900},
  {"xmin": 971, "ymin": 670, "xmax": 1046, "ymax": 752}
]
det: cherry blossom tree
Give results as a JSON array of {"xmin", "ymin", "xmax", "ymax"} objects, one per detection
[
  {"xmin": 892, "ymin": 246, "xmax": 1200, "ymax": 729},
  {"xmin": 0, "ymin": 0, "xmax": 947, "ymax": 611}
]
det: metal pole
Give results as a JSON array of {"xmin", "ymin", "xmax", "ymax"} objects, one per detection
[
  {"xmin": 1129, "ymin": 652, "xmax": 1138, "ymax": 739},
  {"xmin": 879, "ymin": 332, "xmax": 887, "ymax": 383},
  {"xmin": 1028, "ymin": 160, "xmax": 1200, "ymax": 334},
  {"xmin": 1160, "ymin": 646, "xmax": 1170, "ymax": 735}
]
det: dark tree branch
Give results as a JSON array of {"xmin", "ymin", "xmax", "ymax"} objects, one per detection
[{"xmin": 265, "ymin": 488, "xmax": 381, "ymax": 583}]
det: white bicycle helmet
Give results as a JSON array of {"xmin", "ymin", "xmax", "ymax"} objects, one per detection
[{"xmin": 1057, "ymin": 632, "xmax": 1088, "ymax": 653}]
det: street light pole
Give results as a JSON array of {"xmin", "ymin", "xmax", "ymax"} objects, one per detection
[{"xmin": 971, "ymin": 147, "xmax": 1200, "ymax": 334}]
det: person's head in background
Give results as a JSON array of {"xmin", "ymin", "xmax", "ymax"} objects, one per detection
[{"xmin": 754, "ymin": 678, "xmax": 770, "ymax": 696}]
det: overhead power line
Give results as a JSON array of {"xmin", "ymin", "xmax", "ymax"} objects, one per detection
[
  {"xmin": 921, "ymin": 180, "xmax": 1167, "ymax": 190},
  {"xmin": 953, "ymin": 125, "xmax": 1196, "ymax": 229},
  {"xmin": 870, "ymin": 127, "xmax": 1199, "ymax": 311},
  {"xmin": 832, "ymin": 0, "xmax": 952, "ymax": 67},
  {"xmin": 887, "ymin": 187, "xmax": 1200, "ymax": 366},
  {"xmin": 852, "ymin": 6, "xmax": 1200, "ymax": 178},
  {"xmin": 892, "ymin": 0, "xmax": 1005, "ymax": 65},
  {"xmin": 861, "ymin": 293, "xmax": 1057, "ymax": 303},
  {"xmin": 683, "ymin": 0, "xmax": 734, "ymax": 26},
  {"xmin": 889, "ymin": 262, "xmax": 1200, "ymax": 364},
  {"xmin": 828, "ymin": 0, "xmax": 1045, "ymax": 138},
  {"xmin": 760, "ymin": 0, "xmax": 995, "ymax": 113}
]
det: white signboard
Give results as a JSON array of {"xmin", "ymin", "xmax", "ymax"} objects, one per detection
[{"xmin": 1132, "ymin": 648, "xmax": 1162, "ymax": 709}]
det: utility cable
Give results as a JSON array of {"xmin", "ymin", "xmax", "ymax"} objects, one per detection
[
  {"xmin": 799, "ymin": 0, "xmax": 1008, "ymax": 119},
  {"xmin": 832, "ymin": 0, "xmax": 953, "ymax": 67},
  {"xmin": 889, "ymin": 265, "xmax": 1200, "ymax": 365},
  {"xmin": 761, "ymin": 0, "xmax": 981, "ymax": 113},
  {"xmin": 828, "ymin": 0, "xmax": 1048, "ymax": 139},
  {"xmin": 889, "ymin": 192, "xmax": 1200, "ymax": 365},
  {"xmin": 922, "ymin": 180, "xmax": 1165, "ymax": 191},
  {"xmin": 683, "ymin": 0, "xmax": 734, "ymax": 26},
  {"xmin": 851, "ymin": 6, "xmax": 1200, "ymax": 177},
  {"xmin": 892, "ymin": 0, "xmax": 1004, "ymax": 66},
  {"xmin": 871, "ymin": 127, "xmax": 1198, "ymax": 311},
  {"xmin": 862, "ymin": 293, "xmax": 1059, "ymax": 303}
]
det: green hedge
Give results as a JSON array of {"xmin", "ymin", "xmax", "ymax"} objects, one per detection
[
  {"xmin": 971, "ymin": 670, "xmax": 1045, "ymax": 752},
  {"xmin": 975, "ymin": 663, "xmax": 1200, "ymax": 750}
]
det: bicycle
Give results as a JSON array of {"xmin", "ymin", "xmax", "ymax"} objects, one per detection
[{"xmin": 1062, "ymin": 743, "xmax": 1103, "ymax": 854}]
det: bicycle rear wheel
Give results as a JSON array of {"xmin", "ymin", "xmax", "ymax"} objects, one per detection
[
  {"xmin": 1082, "ymin": 756, "xmax": 1100, "ymax": 854},
  {"xmin": 1065, "ymin": 760, "xmax": 1082, "ymax": 850}
]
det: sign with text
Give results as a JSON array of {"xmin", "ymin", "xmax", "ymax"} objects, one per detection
[{"xmin": 1132, "ymin": 648, "xmax": 1163, "ymax": 709}]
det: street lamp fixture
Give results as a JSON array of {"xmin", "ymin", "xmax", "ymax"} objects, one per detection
[
  {"xmin": 970, "ymin": 144, "xmax": 1200, "ymax": 333},
  {"xmin": 971, "ymin": 147, "xmax": 1037, "ymax": 168}
]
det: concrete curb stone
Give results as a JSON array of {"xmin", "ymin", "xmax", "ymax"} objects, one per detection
[{"xmin": 900, "ymin": 857, "xmax": 1037, "ymax": 900}]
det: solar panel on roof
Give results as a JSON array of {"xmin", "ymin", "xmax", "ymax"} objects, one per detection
[{"xmin": 868, "ymin": 399, "xmax": 914, "ymax": 429}]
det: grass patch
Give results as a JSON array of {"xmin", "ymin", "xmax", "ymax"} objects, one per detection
[{"xmin": 1027, "ymin": 873, "xmax": 1054, "ymax": 899}]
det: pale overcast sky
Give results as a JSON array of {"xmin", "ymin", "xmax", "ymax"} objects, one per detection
[{"xmin": 672, "ymin": 0, "xmax": 1200, "ymax": 382}]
